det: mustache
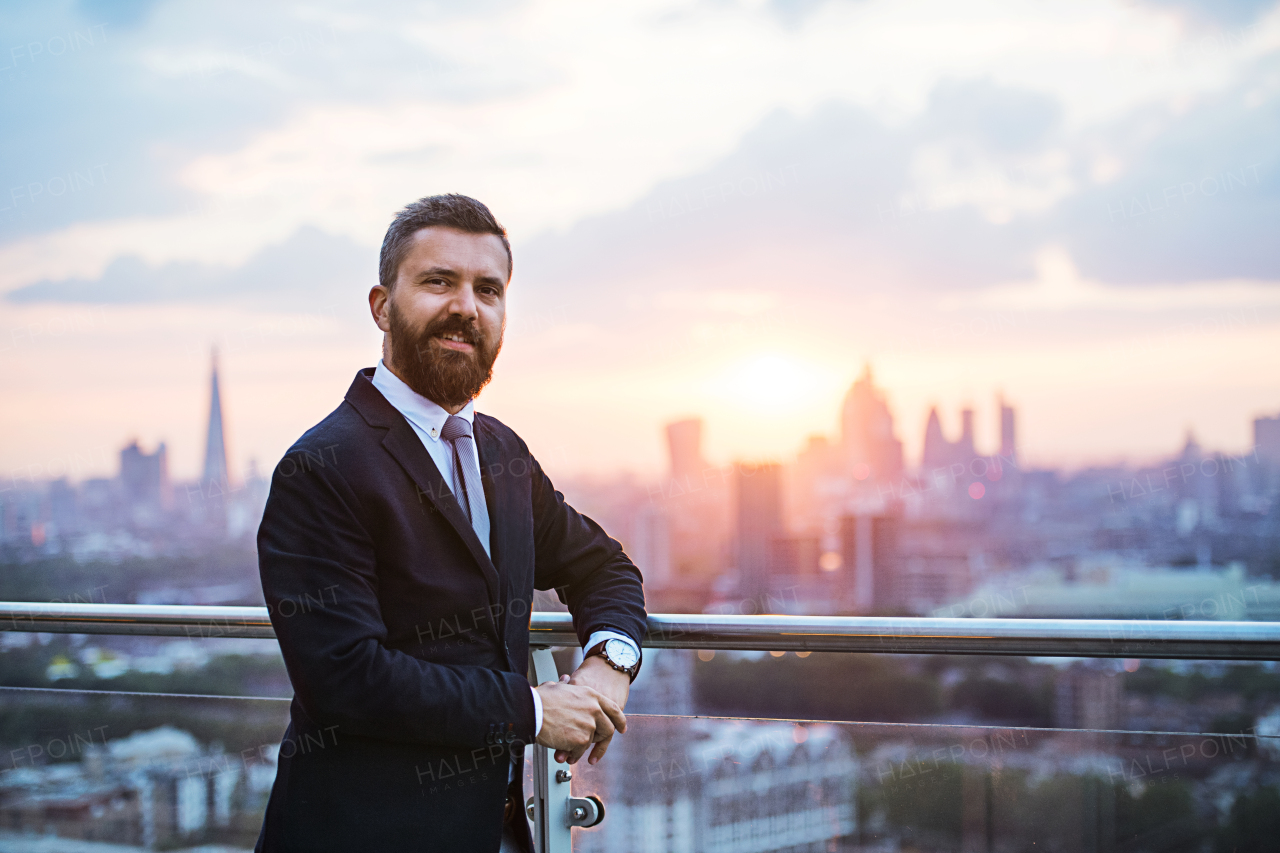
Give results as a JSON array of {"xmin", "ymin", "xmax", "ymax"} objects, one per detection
[
  {"xmin": 420, "ymin": 315, "xmax": 482, "ymax": 349},
  {"xmin": 414, "ymin": 312, "xmax": 483, "ymax": 356}
]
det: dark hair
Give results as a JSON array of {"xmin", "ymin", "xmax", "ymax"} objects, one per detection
[{"xmin": 378, "ymin": 194, "xmax": 512, "ymax": 290}]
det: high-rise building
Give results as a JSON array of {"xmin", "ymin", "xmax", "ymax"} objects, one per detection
[
  {"xmin": 201, "ymin": 349, "xmax": 230, "ymax": 491},
  {"xmin": 735, "ymin": 463, "xmax": 783, "ymax": 600},
  {"xmin": 660, "ymin": 412, "xmax": 732, "ymax": 591},
  {"xmin": 921, "ymin": 406, "xmax": 976, "ymax": 473},
  {"xmin": 1256, "ymin": 413, "xmax": 1280, "ymax": 495},
  {"xmin": 790, "ymin": 433, "xmax": 841, "ymax": 529},
  {"xmin": 839, "ymin": 364, "xmax": 904, "ymax": 484},
  {"xmin": 999, "ymin": 395, "xmax": 1017, "ymax": 460},
  {"xmin": 660, "ymin": 417, "xmax": 728, "ymax": 590},
  {"xmin": 1257, "ymin": 413, "xmax": 1280, "ymax": 460},
  {"xmin": 959, "ymin": 408, "xmax": 975, "ymax": 458},
  {"xmin": 839, "ymin": 513, "xmax": 900, "ymax": 611},
  {"xmin": 666, "ymin": 419, "xmax": 704, "ymax": 483},
  {"xmin": 120, "ymin": 440, "xmax": 170, "ymax": 511},
  {"xmin": 630, "ymin": 505, "xmax": 672, "ymax": 588},
  {"xmin": 922, "ymin": 398, "xmax": 1020, "ymax": 499},
  {"xmin": 922, "ymin": 408, "xmax": 949, "ymax": 472},
  {"xmin": 769, "ymin": 534, "xmax": 821, "ymax": 577}
]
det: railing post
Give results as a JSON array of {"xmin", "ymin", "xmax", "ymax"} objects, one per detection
[{"xmin": 529, "ymin": 646, "xmax": 574, "ymax": 853}]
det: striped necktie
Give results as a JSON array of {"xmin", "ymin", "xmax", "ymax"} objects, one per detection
[{"xmin": 440, "ymin": 415, "xmax": 491, "ymax": 556}]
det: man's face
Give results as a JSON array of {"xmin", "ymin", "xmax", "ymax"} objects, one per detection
[{"xmin": 370, "ymin": 227, "xmax": 509, "ymax": 409}]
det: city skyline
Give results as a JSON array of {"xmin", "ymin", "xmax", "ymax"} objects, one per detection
[
  {"xmin": 3, "ymin": 343, "xmax": 1276, "ymax": 485},
  {"xmin": 2, "ymin": 2, "xmax": 1279, "ymax": 481},
  {"xmin": 2, "ymin": 4, "xmax": 1279, "ymax": 850}
]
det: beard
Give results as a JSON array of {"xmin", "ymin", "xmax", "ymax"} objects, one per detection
[{"xmin": 387, "ymin": 300, "xmax": 503, "ymax": 408}]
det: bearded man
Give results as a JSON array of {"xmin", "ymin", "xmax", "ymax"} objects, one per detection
[{"xmin": 255, "ymin": 194, "xmax": 647, "ymax": 852}]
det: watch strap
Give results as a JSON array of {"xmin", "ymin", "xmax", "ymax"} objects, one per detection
[{"xmin": 585, "ymin": 639, "xmax": 641, "ymax": 682}]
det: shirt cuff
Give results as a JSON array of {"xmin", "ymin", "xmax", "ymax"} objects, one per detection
[
  {"xmin": 530, "ymin": 684, "xmax": 543, "ymax": 737},
  {"xmin": 584, "ymin": 630, "xmax": 640, "ymax": 660}
]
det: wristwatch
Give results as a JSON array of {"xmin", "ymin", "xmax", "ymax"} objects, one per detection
[{"xmin": 584, "ymin": 638, "xmax": 642, "ymax": 682}]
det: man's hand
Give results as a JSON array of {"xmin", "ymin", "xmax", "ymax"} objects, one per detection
[
  {"xmin": 565, "ymin": 655, "xmax": 632, "ymax": 765},
  {"xmin": 535, "ymin": 677, "xmax": 626, "ymax": 766}
]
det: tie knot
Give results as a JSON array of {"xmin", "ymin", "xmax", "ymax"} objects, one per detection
[{"xmin": 440, "ymin": 415, "xmax": 473, "ymax": 443}]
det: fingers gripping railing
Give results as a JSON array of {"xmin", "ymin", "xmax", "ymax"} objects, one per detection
[
  {"xmin": 526, "ymin": 649, "xmax": 605, "ymax": 853},
  {"xmin": 527, "ymin": 648, "xmax": 569, "ymax": 853}
]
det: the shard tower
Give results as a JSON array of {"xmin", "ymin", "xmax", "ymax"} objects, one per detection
[{"xmin": 201, "ymin": 348, "xmax": 230, "ymax": 490}]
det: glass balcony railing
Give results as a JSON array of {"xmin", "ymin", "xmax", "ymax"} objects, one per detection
[
  {"xmin": 2, "ymin": 604, "xmax": 1279, "ymax": 852},
  {"xmin": 0, "ymin": 686, "xmax": 289, "ymax": 849},
  {"xmin": 565, "ymin": 712, "xmax": 1278, "ymax": 853}
]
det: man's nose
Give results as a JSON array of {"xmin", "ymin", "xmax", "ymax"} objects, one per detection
[{"xmin": 447, "ymin": 284, "xmax": 479, "ymax": 320}]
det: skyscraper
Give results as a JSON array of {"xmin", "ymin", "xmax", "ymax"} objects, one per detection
[
  {"xmin": 999, "ymin": 396, "xmax": 1017, "ymax": 461},
  {"xmin": 921, "ymin": 408, "xmax": 953, "ymax": 472},
  {"xmin": 665, "ymin": 418, "xmax": 704, "ymax": 483},
  {"xmin": 120, "ymin": 440, "xmax": 170, "ymax": 510},
  {"xmin": 839, "ymin": 364, "xmax": 904, "ymax": 484},
  {"xmin": 839, "ymin": 512, "xmax": 900, "ymax": 611},
  {"xmin": 201, "ymin": 349, "xmax": 230, "ymax": 491},
  {"xmin": 630, "ymin": 506, "xmax": 672, "ymax": 588},
  {"xmin": 735, "ymin": 463, "xmax": 783, "ymax": 600},
  {"xmin": 958, "ymin": 408, "xmax": 975, "ymax": 459},
  {"xmin": 922, "ymin": 406, "xmax": 976, "ymax": 473},
  {"xmin": 1256, "ymin": 413, "xmax": 1280, "ymax": 495},
  {"xmin": 660, "ymin": 417, "xmax": 728, "ymax": 590}
]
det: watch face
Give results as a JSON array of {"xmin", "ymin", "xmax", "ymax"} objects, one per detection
[{"xmin": 604, "ymin": 638, "xmax": 640, "ymax": 669}]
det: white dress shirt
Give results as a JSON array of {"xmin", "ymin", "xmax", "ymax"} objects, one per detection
[{"xmin": 370, "ymin": 361, "xmax": 639, "ymax": 740}]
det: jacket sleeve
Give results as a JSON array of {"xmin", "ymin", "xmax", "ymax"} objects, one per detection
[
  {"xmin": 257, "ymin": 448, "xmax": 535, "ymax": 749},
  {"xmin": 529, "ymin": 455, "xmax": 648, "ymax": 648}
]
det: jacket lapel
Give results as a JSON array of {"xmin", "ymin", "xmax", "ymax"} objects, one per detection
[
  {"xmin": 474, "ymin": 421, "xmax": 509, "ymax": 571},
  {"xmin": 474, "ymin": 418, "xmax": 521, "ymax": 643},
  {"xmin": 346, "ymin": 369, "xmax": 501, "ymax": 605},
  {"xmin": 379, "ymin": 422, "xmax": 502, "ymax": 605}
]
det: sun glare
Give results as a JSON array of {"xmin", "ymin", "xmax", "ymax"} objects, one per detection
[{"xmin": 708, "ymin": 352, "xmax": 834, "ymax": 413}]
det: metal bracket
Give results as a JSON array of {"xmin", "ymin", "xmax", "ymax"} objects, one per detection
[
  {"xmin": 567, "ymin": 795, "xmax": 605, "ymax": 828},
  {"xmin": 528, "ymin": 646, "xmax": 574, "ymax": 852}
]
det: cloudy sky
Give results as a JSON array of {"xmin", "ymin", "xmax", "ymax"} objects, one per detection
[{"xmin": 2, "ymin": 0, "xmax": 1279, "ymax": 482}]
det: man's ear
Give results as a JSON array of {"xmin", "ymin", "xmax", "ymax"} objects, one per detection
[{"xmin": 369, "ymin": 285, "xmax": 391, "ymax": 333}]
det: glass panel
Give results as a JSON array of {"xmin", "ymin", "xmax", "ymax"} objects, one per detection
[
  {"xmin": 569, "ymin": 713, "xmax": 1278, "ymax": 853},
  {"xmin": 2, "ymin": 666, "xmax": 1279, "ymax": 850},
  {"xmin": 0, "ymin": 686, "xmax": 288, "ymax": 849}
]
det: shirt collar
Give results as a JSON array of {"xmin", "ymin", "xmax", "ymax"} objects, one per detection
[{"xmin": 370, "ymin": 359, "xmax": 474, "ymax": 442}]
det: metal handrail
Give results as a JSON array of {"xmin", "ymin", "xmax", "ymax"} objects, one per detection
[{"xmin": 2, "ymin": 601, "xmax": 1279, "ymax": 659}]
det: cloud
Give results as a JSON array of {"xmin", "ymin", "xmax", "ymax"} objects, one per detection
[
  {"xmin": 75, "ymin": 0, "xmax": 162, "ymax": 28},
  {"xmin": 1142, "ymin": 0, "xmax": 1279, "ymax": 27},
  {"xmin": 939, "ymin": 246, "xmax": 1280, "ymax": 312},
  {"xmin": 11, "ymin": 70, "xmax": 1278, "ymax": 319},
  {"xmin": 8, "ymin": 0, "xmax": 1275, "ymax": 294},
  {"xmin": 1058, "ymin": 93, "xmax": 1280, "ymax": 283},
  {"xmin": 924, "ymin": 79, "xmax": 1062, "ymax": 154},
  {"xmin": 6, "ymin": 226, "xmax": 373, "ymax": 309},
  {"xmin": 765, "ymin": 0, "xmax": 866, "ymax": 28}
]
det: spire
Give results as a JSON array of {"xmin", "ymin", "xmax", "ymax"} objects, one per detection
[
  {"xmin": 921, "ymin": 407, "xmax": 947, "ymax": 470},
  {"xmin": 202, "ymin": 348, "xmax": 229, "ymax": 488}
]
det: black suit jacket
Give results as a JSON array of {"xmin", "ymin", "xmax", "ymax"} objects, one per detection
[{"xmin": 255, "ymin": 369, "xmax": 647, "ymax": 852}]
